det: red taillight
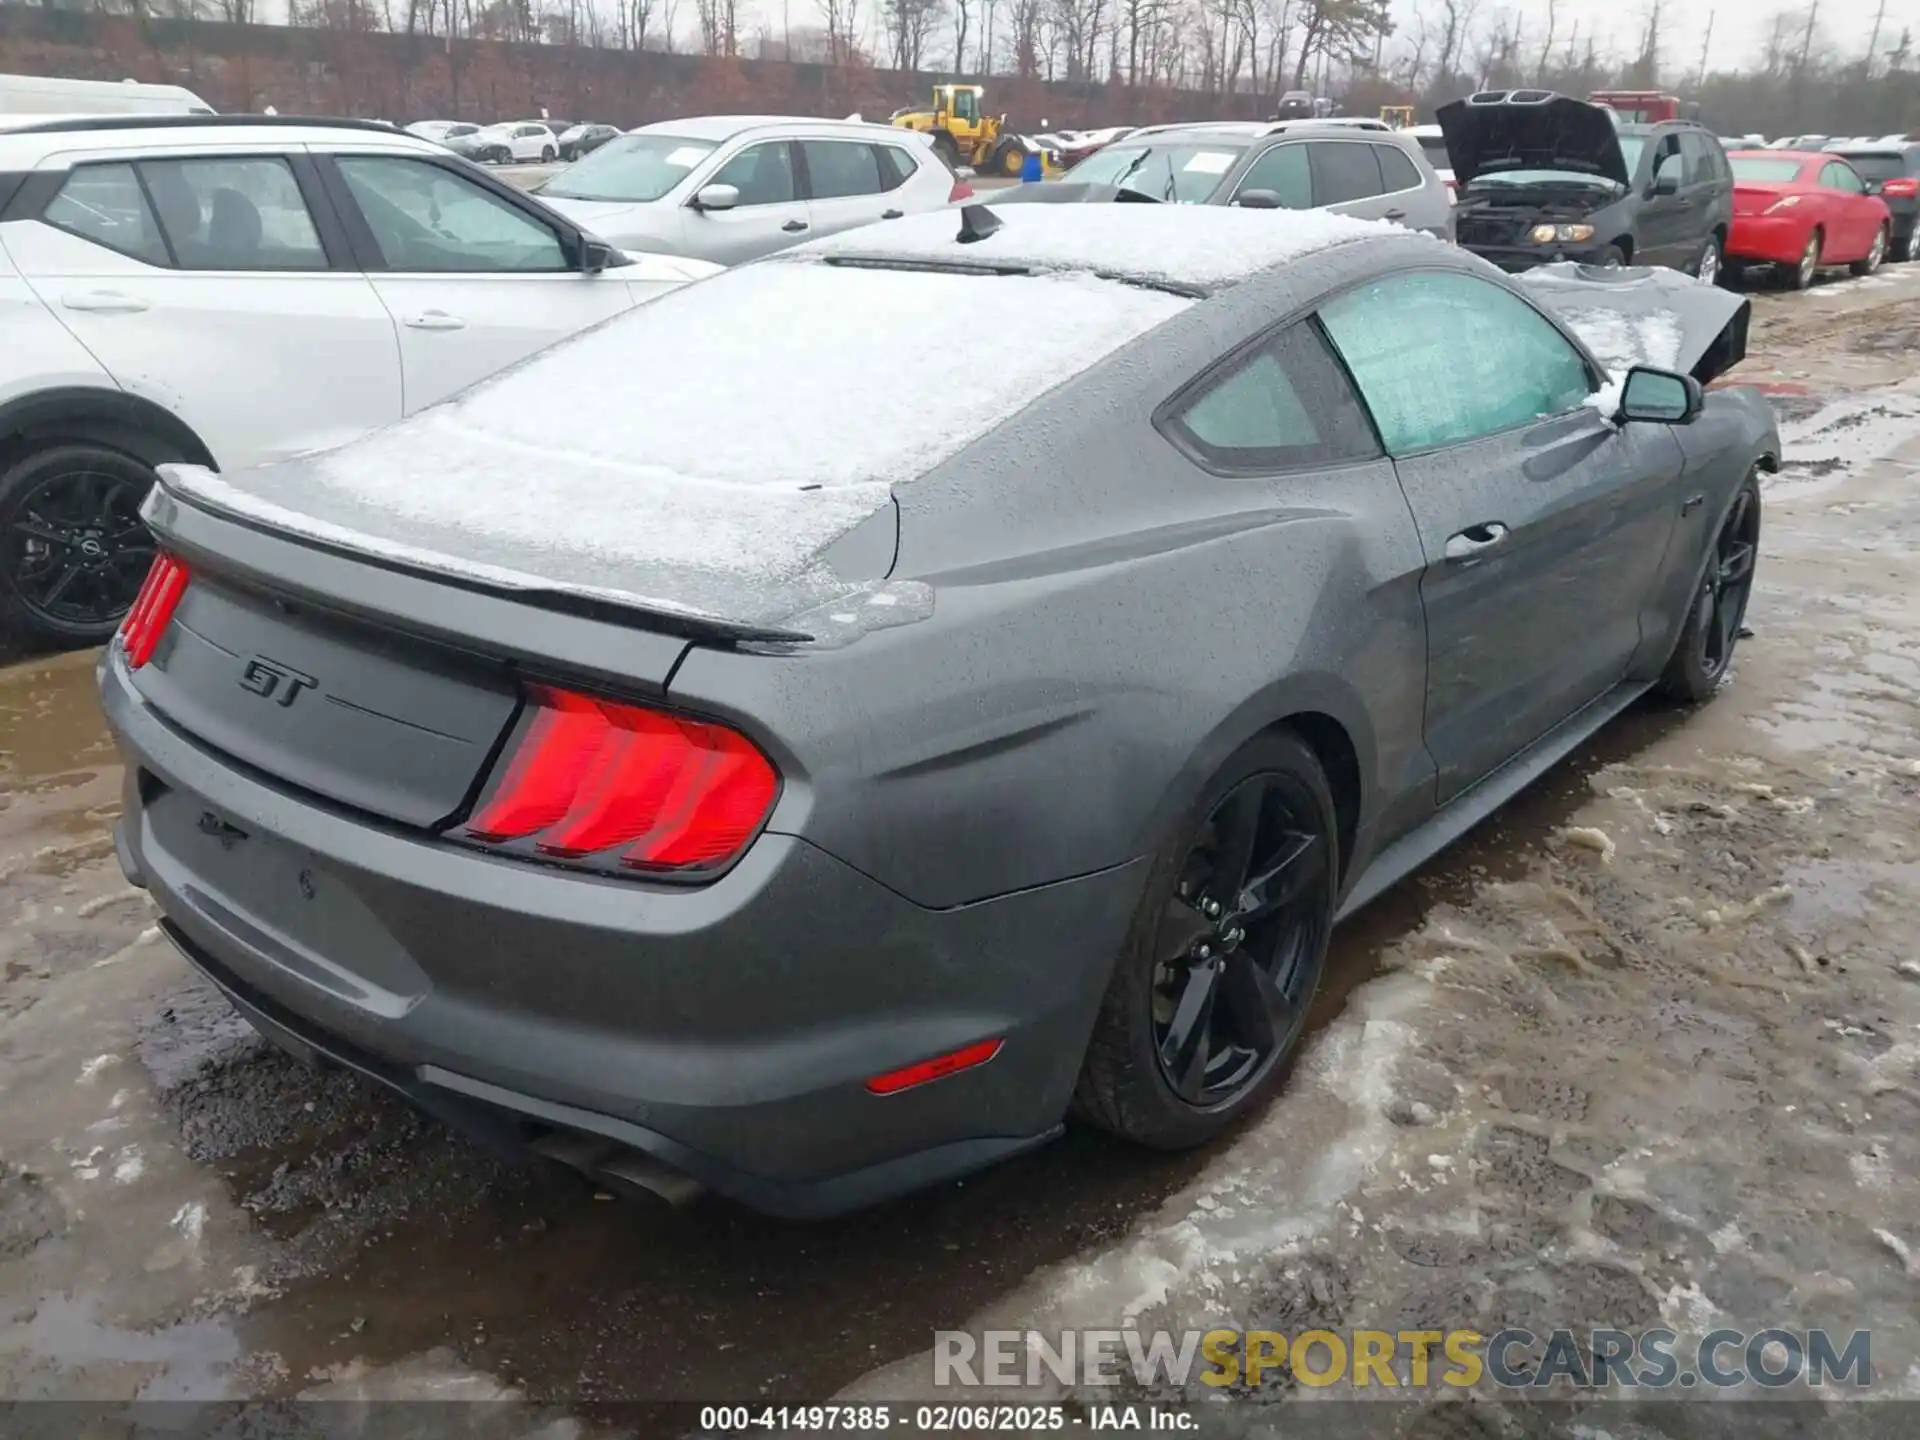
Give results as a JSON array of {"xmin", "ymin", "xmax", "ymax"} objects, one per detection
[
  {"xmin": 1883, "ymin": 178, "xmax": 1918, "ymax": 198},
  {"xmin": 118, "ymin": 553, "xmax": 190, "ymax": 669},
  {"xmin": 457, "ymin": 686, "xmax": 778, "ymax": 876},
  {"xmin": 949, "ymin": 179, "xmax": 974, "ymax": 202},
  {"xmin": 865, "ymin": 1038, "xmax": 1004, "ymax": 1096}
]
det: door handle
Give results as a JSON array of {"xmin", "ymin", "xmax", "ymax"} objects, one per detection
[
  {"xmin": 402, "ymin": 311, "xmax": 467, "ymax": 330},
  {"xmin": 1444, "ymin": 522, "xmax": 1509, "ymax": 561},
  {"xmin": 881, "ymin": 208, "xmax": 904, "ymax": 219},
  {"xmin": 61, "ymin": 290, "xmax": 149, "ymax": 314},
  {"xmin": 781, "ymin": 219, "xmax": 809, "ymax": 233},
  {"xmin": 1681, "ymin": 493, "xmax": 1706, "ymax": 515},
  {"xmin": 1383, "ymin": 208, "xmax": 1406, "ymax": 221}
]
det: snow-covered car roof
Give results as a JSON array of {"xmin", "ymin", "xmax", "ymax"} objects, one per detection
[{"xmin": 793, "ymin": 202, "xmax": 1402, "ymax": 294}]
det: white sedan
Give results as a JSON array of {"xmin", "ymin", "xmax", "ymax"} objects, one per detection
[{"xmin": 0, "ymin": 116, "xmax": 715, "ymax": 645}]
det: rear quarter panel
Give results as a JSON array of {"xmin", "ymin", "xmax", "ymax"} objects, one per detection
[{"xmin": 667, "ymin": 239, "xmax": 1443, "ymax": 911}]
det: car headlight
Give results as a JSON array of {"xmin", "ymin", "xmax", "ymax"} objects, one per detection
[{"xmin": 1528, "ymin": 223, "xmax": 1596, "ymax": 244}]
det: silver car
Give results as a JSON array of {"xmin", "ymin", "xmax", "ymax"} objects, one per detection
[
  {"xmin": 534, "ymin": 115, "xmax": 963, "ymax": 266},
  {"xmin": 1029, "ymin": 120, "xmax": 1455, "ymax": 239}
]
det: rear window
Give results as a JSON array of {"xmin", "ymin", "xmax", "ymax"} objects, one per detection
[
  {"xmin": 1729, "ymin": 156, "xmax": 1806, "ymax": 183},
  {"xmin": 1416, "ymin": 136, "xmax": 1451, "ymax": 170},
  {"xmin": 541, "ymin": 132, "xmax": 718, "ymax": 202},
  {"xmin": 1832, "ymin": 152, "xmax": 1905, "ymax": 181},
  {"xmin": 1064, "ymin": 143, "xmax": 1248, "ymax": 203}
]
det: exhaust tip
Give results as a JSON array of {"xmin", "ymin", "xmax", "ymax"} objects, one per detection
[{"xmin": 529, "ymin": 1130, "xmax": 705, "ymax": 1209}]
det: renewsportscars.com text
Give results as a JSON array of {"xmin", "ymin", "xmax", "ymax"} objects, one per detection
[{"xmin": 934, "ymin": 1327, "xmax": 1874, "ymax": 1390}]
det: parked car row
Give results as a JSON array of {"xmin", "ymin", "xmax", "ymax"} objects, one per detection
[{"xmin": 0, "ymin": 114, "xmax": 718, "ymax": 644}]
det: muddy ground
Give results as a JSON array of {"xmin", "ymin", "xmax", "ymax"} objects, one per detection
[{"xmin": 2, "ymin": 263, "xmax": 1919, "ymax": 1430}]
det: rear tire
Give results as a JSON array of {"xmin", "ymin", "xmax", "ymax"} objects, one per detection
[
  {"xmin": 1850, "ymin": 224, "xmax": 1888, "ymax": 276},
  {"xmin": 1788, "ymin": 229, "xmax": 1822, "ymax": 289},
  {"xmin": 1656, "ymin": 475, "xmax": 1760, "ymax": 704},
  {"xmin": 1073, "ymin": 729, "xmax": 1338, "ymax": 1150},
  {"xmin": 0, "ymin": 443, "xmax": 159, "ymax": 649}
]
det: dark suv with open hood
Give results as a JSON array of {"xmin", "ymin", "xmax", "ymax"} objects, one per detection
[{"xmin": 1442, "ymin": 90, "xmax": 1735, "ymax": 281}]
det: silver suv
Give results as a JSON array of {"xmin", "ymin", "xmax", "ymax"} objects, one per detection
[
  {"xmin": 1024, "ymin": 120, "xmax": 1455, "ymax": 239},
  {"xmin": 534, "ymin": 116, "xmax": 963, "ymax": 266}
]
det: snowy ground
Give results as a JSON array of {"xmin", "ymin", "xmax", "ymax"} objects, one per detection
[{"xmin": 1, "ymin": 263, "xmax": 1918, "ymax": 1427}]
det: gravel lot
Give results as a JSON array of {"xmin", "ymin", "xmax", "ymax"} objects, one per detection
[{"xmin": 2, "ymin": 260, "xmax": 1918, "ymax": 1424}]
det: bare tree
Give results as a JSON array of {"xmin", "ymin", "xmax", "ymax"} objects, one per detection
[{"xmin": 883, "ymin": 0, "xmax": 942, "ymax": 68}]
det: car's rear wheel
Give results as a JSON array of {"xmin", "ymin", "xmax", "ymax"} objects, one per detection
[
  {"xmin": 1657, "ymin": 475, "xmax": 1760, "ymax": 703},
  {"xmin": 1904, "ymin": 226, "xmax": 1920, "ymax": 263},
  {"xmin": 1074, "ymin": 730, "xmax": 1337, "ymax": 1149},
  {"xmin": 1693, "ymin": 234, "xmax": 1722, "ymax": 286},
  {"xmin": 0, "ymin": 443, "xmax": 158, "ymax": 647},
  {"xmin": 1850, "ymin": 224, "xmax": 1888, "ymax": 276},
  {"xmin": 1789, "ymin": 229, "xmax": 1822, "ymax": 289}
]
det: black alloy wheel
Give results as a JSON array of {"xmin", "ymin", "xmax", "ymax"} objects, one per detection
[
  {"xmin": 1697, "ymin": 484, "xmax": 1759, "ymax": 685},
  {"xmin": 1151, "ymin": 774, "xmax": 1330, "ymax": 1109},
  {"xmin": 1075, "ymin": 729, "xmax": 1338, "ymax": 1149},
  {"xmin": 0, "ymin": 445, "xmax": 157, "ymax": 646},
  {"xmin": 1658, "ymin": 475, "xmax": 1761, "ymax": 702}
]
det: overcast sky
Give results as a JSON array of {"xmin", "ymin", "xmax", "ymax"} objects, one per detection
[{"xmin": 1377, "ymin": 0, "xmax": 1899, "ymax": 76}]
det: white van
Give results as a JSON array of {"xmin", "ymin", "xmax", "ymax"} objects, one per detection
[{"xmin": 0, "ymin": 74, "xmax": 215, "ymax": 129}]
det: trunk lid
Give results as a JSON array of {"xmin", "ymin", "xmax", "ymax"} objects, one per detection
[
  {"xmin": 1515, "ymin": 262, "xmax": 1752, "ymax": 386},
  {"xmin": 1732, "ymin": 183, "xmax": 1788, "ymax": 215},
  {"xmin": 127, "ymin": 485, "xmax": 697, "ymax": 829},
  {"xmin": 1437, "ymin": 90, "xmax": 1630, "ymax": 189}
]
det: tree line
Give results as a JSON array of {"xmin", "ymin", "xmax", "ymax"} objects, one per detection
[{"xmin": 11, "ymin": 0, "xmax": 1917, "ymax": 135}]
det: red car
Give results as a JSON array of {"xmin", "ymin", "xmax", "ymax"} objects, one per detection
[{"xmin": 1726, "ymin": 149, "xmax": 1895, "ymax": 288}]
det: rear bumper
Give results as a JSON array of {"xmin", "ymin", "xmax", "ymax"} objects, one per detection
[
  {"xmin": 102, "ymin": 657, "xmax": 1144, "ymax": 1217},
  {"xmin": 1726, "ymin": 215, "xmax": 1810, "ymax": 265}
]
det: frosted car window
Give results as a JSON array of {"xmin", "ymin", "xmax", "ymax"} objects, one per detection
[
  {"xmin": 1320, "ymin": 271, "xmax": 1594, "ymax": 455},
  {"xmin": 338, "ymin": 157, "xmax": 567, "ymax": 272},
  {"xmin": 1232, "ymin": 144, "xmax": 1312, "ymax": 209},
  {"xmin": 712, "ymin": 142, "xmax": 797, "ymax": 206},
  {"xmin": 138, "ymin": 157, "xmax": 327, "ymax": 271},
  {"xmin": 1169, "ymin": 322, "xmax": 1381, "ymax": 472},
  {"xmin": 44, "ymin": 163, "xmax": 169, "ymax": 266}
]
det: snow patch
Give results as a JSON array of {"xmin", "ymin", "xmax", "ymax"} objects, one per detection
[
  {"xmin": 794, "ymin": 201, "xmax": 1407, "ymax": 290},
  {"xmin": 77, "ymin": 1054, "xmax": 120, "ymax": 1084},
  {"xmin": 1771, "ymin": 389, "xmax": 1920, "ymax": 495},
  {"xmin": 162, "ymin": 263, "xmax": 1189, "ymax": 632},
  {"xmin": 1556, "ymin": 305, "xmax": 1686, "ymax": 376}
]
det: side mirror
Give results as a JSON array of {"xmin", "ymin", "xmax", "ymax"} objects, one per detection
[
  {"xmin": 1615, "ymin": 365, "xmax": 1703, "ymax": 425},
  {"xmin": 691, "ymin": 183, "xmax": 739, "ymax": 212},
  {"xmin": 578, "ymin": 236, "xmax": 616, "ymax": 274},
  {"xmin": 1864, "ymin": 179, "xmax": 1883, "ymax": 195},
  {"xmin": 1234, "ymin": 189, "xmax": 1283, "ymax": 209}
]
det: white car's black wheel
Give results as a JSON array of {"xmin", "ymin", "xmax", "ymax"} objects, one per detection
[{"xmin": 0, "ymin": 444, "xmax": 158, "ymax": 647}]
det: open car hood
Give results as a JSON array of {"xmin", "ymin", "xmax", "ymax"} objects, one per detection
[
  {"xmin": 1514, "ymin": 262, "xmax": 1751, "ymax": 386},
  {"xmin": 1437, "ymin": 91, "xmax": 1629, "ymax": 188}
]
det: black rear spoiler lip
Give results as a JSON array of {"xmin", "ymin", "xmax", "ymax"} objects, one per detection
[{"xmin": 142, "ymin": 477, "xmax": 814, "ymax": 668}]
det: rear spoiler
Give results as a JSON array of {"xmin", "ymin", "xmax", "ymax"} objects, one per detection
[
  {"xmin": 1514, "ymin": 262, "xmax": 1751, "ymax": 386},
  {"xmin": 144, "ymin": 469, "xmax": 815, "ymax": 648}
]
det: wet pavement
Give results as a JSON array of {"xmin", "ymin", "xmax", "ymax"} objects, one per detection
[{"xmin": 3, "ymin": 263, "xmax": 1920, "ymax": 1418}]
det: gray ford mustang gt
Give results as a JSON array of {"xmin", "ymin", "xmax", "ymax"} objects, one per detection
[{"xmin": 101, "ymin": 204, "xmax": 1777, "ymax": 1217}]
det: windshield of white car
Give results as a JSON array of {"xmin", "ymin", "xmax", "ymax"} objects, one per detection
[
  {"xmin": 1064, "ymin": 143, "xmax": 1248, "ymax": 203},
  {"xmin": 540, "ymin": 134, "xmax": 719, "ymax": 202}
]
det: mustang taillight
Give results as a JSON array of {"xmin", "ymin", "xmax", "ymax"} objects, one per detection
[
  {"xmin": 119, "ymin": 553, "xmax": 190, "ymax": 669},
  {"xmin": 453, "ymin": 685, "xmax": 778, "ymax": 877}
]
